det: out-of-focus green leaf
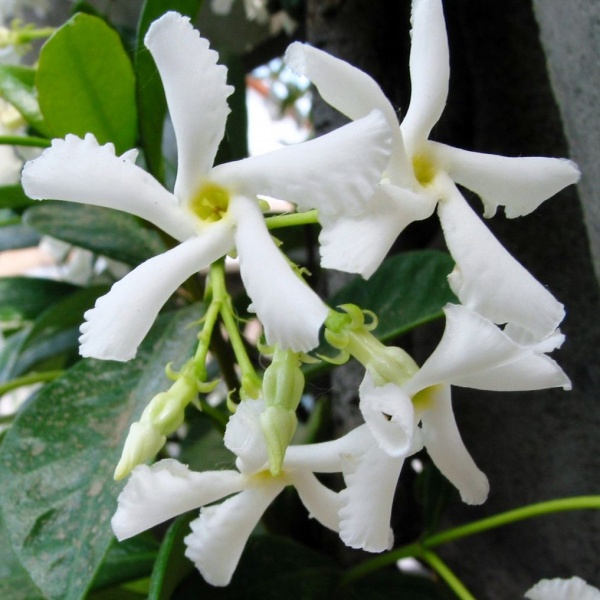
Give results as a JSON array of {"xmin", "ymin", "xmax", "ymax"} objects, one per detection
[
  {"xmin": 329, "ymin": 250, "xmax": 456, "ymax": 342},
  {"xmin": 0, "ymin": 185, "xmax": 35, "ymax": 210},
  {"xmin": 0, "ymin": 277, "xmax": 76, "ymax": 321},
  {"xmin": 0, "ymin": 303, "xmax": 204, "ymax": 600},
  {"xmin": 37, "ymin": 13, "xmax": 137, "ymax": 153},
  {"xmin": 414, "ymin": 460, "xmax": 456, "ymax": 537},
  {"xmin": 135, "ymin": 0, "xmax": 203, "ymax": 181},
  {"xmin": 0, "ymin": 65, "xmax": 48, "ymax": 136},
  {"xmin": 147, "ymin": 513, "xmax": 196, "ymax": 600},
  {"xmin": 24, "ymin": 202, "xmax": 167, "ymax": 266},
  {"xmin": 91, "ymin": 534, "xmax": 160, "ymax": 591},
  {"xmin": 0, "ymin": 224, "xmax": 40, "ymax": 251}
]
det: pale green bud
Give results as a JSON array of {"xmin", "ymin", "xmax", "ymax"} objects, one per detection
[
  {"xmin": 260, "ymin": 406, "xmax": 297, "ymax": 476},
  {"xmin": 114, "ymin": 421, "xmax": 165, "ymax": 480}
]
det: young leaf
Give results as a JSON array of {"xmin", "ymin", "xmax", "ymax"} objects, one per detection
[
  {"xmin": 24, "ymin": 202, "xmax": 168, "ymax": 266},
  {"xmin": 36, "ymin": 13, "xmax": 137, "ymax": 154},
  {"xmin": 0, "ymin": 303, "xmax": 204, "ymax": 600},
  {"xmin": 0, "ymin": 65, "xmax": 49, "ymax": 136},
  {"xmin": 135, "ymin": 0, "xmax": 203, "ymax": 181}
]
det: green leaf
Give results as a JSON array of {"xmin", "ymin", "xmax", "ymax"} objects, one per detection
[
  {"xmin": 91, "ymin": 534, "xmax": 159, "ymax": 591},
  {"xmin": 0, "ymin": 185, "xmax": 35, "ymax": 210},
  {"xmin": 329, "ymin": 250, "xmax": 457, "ymax": 342},
  {"xmin": 0, "ymin": 65, "xmax": 48, "ymax": 136},
  {"xmin": 0, "ymin": 304, "xmax": 204, "ymax": 600},
  {"xmin": 0, "ymin": 277, "xmax": 76, "ymax": 321},
  {"xmin": 24, "ymin": 202, "xmax": 168, "ymax": 266},
  {"xmin": 0, "ymin": 224, "xmax": 40, "ymax": 251},
  {"xmin": 147, "ymin": 513, "xmax": 196, "ymax": 600},
  {"xmin": 0, "ymin": 508, "xmax": 44, "ymax": 600},
  {"xmin": 37, "ymin": 13, "xmax": 137, "ymax": 153},
  {"xmin": 135, "ymin": 0, "xmax": 203, "ymax": 180}
]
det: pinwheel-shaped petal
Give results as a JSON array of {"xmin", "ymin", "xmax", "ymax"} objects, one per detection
[{"xmin": 525, "ymin": 577, "xmax": 600, "ymax": 600}]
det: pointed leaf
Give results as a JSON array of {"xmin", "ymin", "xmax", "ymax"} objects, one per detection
[
  {"xmin": 36, "ymin": 13, "xmax": 137, "ymax": 154},
  {"xmin": 0, "ymin": 304, "xmax": 204, "ymax": 600}
]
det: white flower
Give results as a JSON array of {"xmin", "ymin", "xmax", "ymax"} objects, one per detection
[
  {"xmin": 525, "ymin": 577, "xmax": 600, "ymax": 600},
  {"xmin": 359, "ymin": 304, "xmax": 570, "ymax": 507},
  {"xmin": 285, "ymin": 0, "xmax": 580, "ymax": 341},
  {"xmin": 112, "ymin": 399, "xmax": 365, "ymax": 586},
  {"xmin": 22, "ymin": 11, "xmax": 391, "ymax": 361}
]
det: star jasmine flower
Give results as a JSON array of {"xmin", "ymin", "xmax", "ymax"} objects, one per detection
[
  {"xmin": 285, "ymin": 0, "xmax": 580, "ymax": 340},
  {"xmin": 112, "ymin": 398, "xmax": 368, "ymax": 586},
  {"xmin": 358, "ymin": 304, "xmax": 570, "ymax": 507},
  {"xmin": 22, "ymin": 11, "xmax": 391, "ymax": 360},
  {"xmin": 525, "ymin": 577, "xmax": 600, "ymax": 600}
]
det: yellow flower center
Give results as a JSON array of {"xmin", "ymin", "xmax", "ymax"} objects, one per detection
[
  {"xmin": 189, "ymin": 182, "xmax": 230, "ymax": 223},
  {"xmin": 412, "ymin": 153, "xmax": 437, "ymax": 187},
  {"xmin": 412, "ymin": 385, "xmax": 440, "ymax": 412}
]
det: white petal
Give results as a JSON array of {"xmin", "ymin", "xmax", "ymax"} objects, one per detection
[
  {"xmin": 111, "ymin": 459, "xmax": 246, "ymax": 540},
  {"xmin": 420, "ymin": 386, "xmax": 489, "ymax": 505},
  {"xmin": 359, "ymin": 372, "xmax": 415, "ymax": 457},
  {"xmin": 80, "ymin": 226, "xmax": 234, "ymax": 361},
  {"xmin": 290, "ymin": 470, "xmax": 341, "ymax": 532},
  {"xmin": 401, "ymin": 0, "xmax": 449, "ymax": 150},
  {"xmin": 184, "ymin": 482, "xmax": 283, "ymax": 586},
  {"xmin": 21, "ymin": 134, "xmax": 195, "ymax": 241},
  {"xmin": 438, "ymin": 188, "xmax": 565, "ymax": 339},
  {"xmin": 145, "ymin": 12, "xmax": 233, "ymax": 202},
  {"xmin": 283, "ymin": 425, "xmax": 373, "ymax": 473},
  {"xmin": 284, "ymin": 42, "xmax": 411, "ymax": 185},
  {"xmin": 230, "ymin": 196, "xmax": 328, "ymax": 352},
  {"xmin": 525, "ymin": 577, "xmax": 600, "ymax": 600},
  {"xmin": 430, "ymin": 142, "xmax": 581, "ymax": 217},
  {"xmin": 212, "ymin": 110, "xmax": 391, "ymax": 218},
  {"xmin": 319, "ymin": 182, "xmax": 435, "ymax": 278},
  {"xmin": 224, "ymin": 398, "xmax": 269, "ymax": 473},
  {"xmin": 339, "ymin": 434, "xmax": 403, "ymax": 552},
  {"xmin": 406, "ymin": 304, "xmax": 571, "ymax": 394}
]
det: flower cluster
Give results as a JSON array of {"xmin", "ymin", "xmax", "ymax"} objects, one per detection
[{"xmin": 21, "ymin": 0, "xmax": 580, "ymax": 589}]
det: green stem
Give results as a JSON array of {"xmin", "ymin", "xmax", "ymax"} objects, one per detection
[
  {"xmin": 193, "ymin": 294, "xmax": 223, "ymax": 381},
  {"xmin": 343, "ymin": 495, "xmax": 600, "ymax": 584},
  {"xmin": 420, "ymin": 550, "xmax": 476, "ymax": 600},
  {"xmin": 0, "ymin": 135, "xmax": 50, "ymax": 148},
  {"xmin": 265, "ymin": 210, "xmax": 319, "ymax": 230},
  {"xmin": 210, "ymin": 261, "xmax": 261, "ymax": 398},
  {"xmin": 0, "ymin": 370, "xmax": 63, "ymax": 395}
]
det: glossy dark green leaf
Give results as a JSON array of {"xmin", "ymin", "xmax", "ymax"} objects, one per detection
[
  {"xmin": 91, "ymin": 534, "xmax": 160, "ymax": 591},
  {"xmin": 0, "ymin": 277, "xmax": 76, "ymax": 321},
  {"xmin": 0, "ymin": 185, "xmax": 35, "ymax": 210},
  {"xmin": 0, "ymin": 224, "xmax": 40, "ymax": 251},
  {"xmin": 148, "ymin": 513, "xmax": 196, "ymax": 600},
  {"xmin": 37, "ymin": 13, "xmax": 137, "ymax": 153},
  {"xmin": 0, "ymin": 304, "xmax": 204, "ymax": 600},
  {"xmin": 0, "ymin": 65, "xmax": 48, "ymax": 136},
  {"xmin": 135, "ymin": 0, "xmax": 203, "ymax": 181},
  {"xmin": 329, "ymin": 250, "xmax": 457, "ymax": 342},
  {"xmin": 24, "ymin": 202, "xmax": 168, "ymax": 266}
]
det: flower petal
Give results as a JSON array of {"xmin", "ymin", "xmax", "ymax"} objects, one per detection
[
  {"xmin": 437, "ymin": 188, "xmax": 565, "ymax": 339},
  {"xmin": 212, "ymin": 110, "xmax": 391, "ymax": 218},
  {"xmin": 359, "ymin": 372, "xmax": 415, "ymax": 457},
  {"xmin": 145, "ymin": 12, "xmax": 233, "ymax": 202},
  {"xmin": 401, "ymin": 0, "xmax": 449, "ymax": 151},
  {"xmin": 406, "ymin": 304, "xmax": 571, "ymax": 394},
  {"xmin": 430, "ymin": 142, "xmax": 581, "ymax": 217},
  {"xmin": 21, "ymin": 134, "xmax": 195, "ymax": 241},
  {"xmin": 420, "ymin": 385, "xmax": 489, "ymax": 505},
  {"xmin": 184, "ymin": 482, "xmax": 283, "ymax": 586},
  {"xmin": 111, "ymin": 459, "xmax": 246, "ymax": 540},
  {"xmin": 224, "ymin": 398, "xmax": 269, "ymax": 473},
  {"xmin": 525, "ymin": 577, "xmax": 600, "ymax": 600},
  {"xmin": 339, "ymin": 433, "xmax": 403, "ymax": 552},
  {"xmin": 319, "ymin": 182, "xmax": 435, "ymax": 278},
  {"xmin": 290, "ymin": 470, "xmax": 341, "ymax": 532},
  {"xmin": 284, "ymin": 42, "xmax": 412, "ymax": 185},
  {"xmin": 80, "ymin": 226, "xmax": 234, "ymax": 360},
  {"xmin": 230, "ymin": 196, "xmax": 328, "ymax": 352}
]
